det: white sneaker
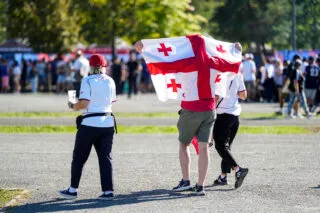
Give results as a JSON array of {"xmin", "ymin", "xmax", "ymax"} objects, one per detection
[
  {"xmin": 297, "ymin": 113, "xmax": 305, "ymax": 119},
  {"xmin": 285, "ymin": 113, "xmax": 296, "ymax": 119}
]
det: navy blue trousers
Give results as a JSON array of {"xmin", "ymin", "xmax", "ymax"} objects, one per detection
[{"xmin": 71, "ymin": 125, "xmax": 114, "ymax": 191}]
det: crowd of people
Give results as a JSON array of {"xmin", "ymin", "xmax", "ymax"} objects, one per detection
[
  {"xmin": 0, "ymin": 50, "xmax": 153, "ymax": 98},
  {"xmin": 240, "ymin": 53, "xmax": 320, "ymax": 117},
  {"xmin": 1, "ymin": 50, "xmax": 320, "ymax": 116}
]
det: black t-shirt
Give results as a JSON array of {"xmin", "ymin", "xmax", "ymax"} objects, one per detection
[
  {"xmin": 282, "ymin": 67, "xmax": 288, "ymax": 77},
  {"xmin": 127, "ymin": 61, "xmax": 138, "ymax": 77},
  {"xmin": 111, "ymin": 64, "xmax": 122, "ymax": 82},
  {"xmin": 304, "ymin": 65, "xmax": 320, "ymax": 89},
  {"xmin": 289, "ymin": 68, "xmax": 305, "ymax": 92}
]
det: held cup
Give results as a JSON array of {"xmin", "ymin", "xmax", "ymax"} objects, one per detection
[{"xmin": 68, "ymin": 90, "xmax": 76, "ymax": 104}]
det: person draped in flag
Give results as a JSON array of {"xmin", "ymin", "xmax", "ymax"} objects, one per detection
[
  {"xmin": 211, "ymin": 73, "xmax": 249, "ymax": 188},
  {"xmin": 135, "ymin": 34, "xmax": 242, "ymax": 195}
]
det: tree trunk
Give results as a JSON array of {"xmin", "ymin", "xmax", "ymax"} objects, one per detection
[
  {"xmin": 256, "ymin": 41, "xmax": 266, "ymax": 66},
  {"xmin": 111, "ymin": 0, "xmax": 118, "ymax": 60}
]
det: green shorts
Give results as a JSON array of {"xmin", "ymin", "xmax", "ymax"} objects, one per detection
[{"xmin": 177, "ymin": 109, "xmax": 216, "ymax": 144}]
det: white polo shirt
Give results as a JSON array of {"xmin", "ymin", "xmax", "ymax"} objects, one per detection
[
  {"xmin": 216, "ymin": 74, "xmax": 246, "ymax": 116},
  {"xmin": 240, "ymin": 60, "xmax": 256, "ymax": 82},
  {"xmin": 72, "ymin": 56, "xmax": 90, "ymax": 78},
  {"xmin": 79, "ymin": 74, "xmax": 116, "ymax": 127}
]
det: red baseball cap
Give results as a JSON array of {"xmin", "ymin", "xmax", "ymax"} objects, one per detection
[{"xmin": 89, "ymin": 54, "xmax": 107, "ymax": 68}]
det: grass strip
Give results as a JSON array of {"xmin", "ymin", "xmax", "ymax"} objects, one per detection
[
  {"xmin": 0, "ymin": 125, "xmax": 317, "ymax": 134},
  {"xmin": 0, "ymin": 188, "xmax": 23, "ymax": 209},
  {"xmin": 2, "ymin": 111, "xmax": 313, "ymax": 119}
]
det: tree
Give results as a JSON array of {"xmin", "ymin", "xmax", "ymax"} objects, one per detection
[
  {"xmin": 0, "ymin": 1, "xmax": 7, "ymax": 43},
  {"xmin": 295, "ymin": 0, "xmax": 320, "ymax": 49},
  {"xmin": 74, "ymin": 0, "xmax": 206, "ymax": 58},
  {"xmin": 212, "ymin": 0, "xmax": 292, "ymax": 64},
  {"xmin": 7, "ymin": 0, "xmax": 81, "ymax": 53},
  {"xmin": 191, "ymin": 0, "xmax": 225, "ymax": 34}
]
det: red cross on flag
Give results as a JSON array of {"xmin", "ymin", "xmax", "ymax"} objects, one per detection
[{"xmin": 140, "ymin": 34, "xmax": 242, "ymax": 102}]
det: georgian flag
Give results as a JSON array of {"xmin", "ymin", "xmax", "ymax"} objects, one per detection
[{"xmin": 140, "ymin": 34, "xmax": 242, "ymax": 102}]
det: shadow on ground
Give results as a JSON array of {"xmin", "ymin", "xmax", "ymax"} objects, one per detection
[{"xmin": 12, "ymin": 189, "xmax": 192, "ymax": 212}]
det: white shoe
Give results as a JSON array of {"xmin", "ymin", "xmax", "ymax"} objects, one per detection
[
  {"xmin": 297, "ymin": 113, "xmax": 305, "ymax": 119},
  {"xmin": 285, "ymin": 113, "xmax": 296, "ymax": 119}
]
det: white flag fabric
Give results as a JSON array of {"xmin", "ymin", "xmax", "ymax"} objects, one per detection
[{"xmin": 141, "ymin": 34, "xmax": 242, "ymax": 102}]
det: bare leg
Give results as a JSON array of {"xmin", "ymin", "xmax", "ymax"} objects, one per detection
[
  {"xmin": 197, "ymin": 142, "xmax": 209, "ymax": 186},
  {"xmin": 179, "ymin": 143, "xmax": 190, "ymax": 181}
]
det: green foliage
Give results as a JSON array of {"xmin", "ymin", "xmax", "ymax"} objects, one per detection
[
  {"xmin": 0, "ymin": 188, "xmax": 24, "ymax": 208},
  {"xmin": 191, "ymin": 0, "xmax": 225, "ymax": 35},
  {"xmin": 211, "ymin": 0, "xmax": 320, "ymax": 50},
  {"xmin": 213, "ymin": 0, "xmax": 292, "ymax": 50},
  {"xmin": 7, "ymin": 0, "xmax": 82, "ymax": 53},
  {"xmin": 295, "ymin": 0, "xmax": 320, "ymax": 49},
  {"xmin": 0, "ymin": 125, "xmax": 316, "ymax": 134},
  {"xmin": 2, "ymin": 0, "xmax": 319, "ymax": 52},
  {"xmin": 0, "ymin": 1, "xmax": 6, "ymax": 43},
  {"xmin": 74, "ymin": 0, "xmax": 206, "ymax": 45}
]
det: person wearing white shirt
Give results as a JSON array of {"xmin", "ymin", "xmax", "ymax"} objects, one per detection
[
  {"xmin": 59, "ymin": 54, "xmax": 117, "ymax": 200},
  {"xmin": 263, "ymin": 58, "xmax": 276, "ymax": 102},
  {"xmin": 240, "ymin": 53, "xmax": 256, "ymax": 101},
  {"xmin": 212, "ymin": 73, "xmax": 249, "ymax": 188},
  {"xmin": 12, "ymin": 61, "xmax": 21, "ymax": 93},
  {"xmin": 71, "ymin": 50, "xmax": 90, "ymax": 97}
]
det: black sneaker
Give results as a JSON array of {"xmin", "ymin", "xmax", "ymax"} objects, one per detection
[
  {"xmin": 58, "ymin": 188, "xmax": 77, "ymax": 199},
  {"xmin": 213, "ymin": 175, "xmax": 228, "ymax": 186},
  {"xmin": 98, "ymin": 192, "xmax": 114, "ymax": 200},
  {"xmin": 172, "ymin": 179, "xmax": 192, "ymax": 192},
  {"xmin": 193, "ymin": 184, "xmax": 205, "ymax": 196},
  {"xmin": 235, "ymin": 168, "xmax": 249, "ymax": 189}
]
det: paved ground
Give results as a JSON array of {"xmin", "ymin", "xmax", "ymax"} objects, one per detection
[
  {"xmin": 1, "ymin": 94, "xmax": 320, "ymax": 212},
  {"xmin": 1, "ymin": 93, "xmax": 320, "ymax": 127},
  {"xmin": 0, "ymin": 93, "xmax": 278, "ymax": 113},
  {"xmin": 2, "ymin": 116, "xmax": 320, "ymax": 127},
  {"xmin": 1, "ymin": 134, "xmax": 320, "ymax": 213}
]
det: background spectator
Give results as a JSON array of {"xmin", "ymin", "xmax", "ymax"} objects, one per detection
[
  {"xmin": 240, "ymin": 53, "xmax": 256, "ymax": 101},
  {"xmin": 12, "ymin": 61, "xmax": 21, "ymax": 93}
]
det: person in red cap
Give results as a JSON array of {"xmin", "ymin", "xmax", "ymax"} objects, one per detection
[{"xmin": 59, "ymin": 54, "xmax": 117, "ymax": 200}]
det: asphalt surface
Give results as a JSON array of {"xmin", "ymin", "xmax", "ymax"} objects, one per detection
[
  {"xmin": 1, "ymin": 134, "xmax": 320, "ymax": 213},
  {"xmin": 1, "ymin": 117, "xmax": 320, "ymax": 127},
  {"xmin": 1, "ymin": 93, "xmax": 320, "ymax": 127},
  {"xmin": 0, "ymin": 93, "xmax": 278, "ymax": 113},
  {"xmin": 1, "ymin": 94, "xmax": 320, "ymax": 212}
]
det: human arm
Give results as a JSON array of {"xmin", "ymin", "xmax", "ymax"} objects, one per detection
[
  {"xmin": 237, "ymin": 73, "xmax": 247, "ymax": 100},
  {"xmin": 68, "ymin": 100, "xmax": 90, "ymax": 111},
  {"xmin": 68, "ymin": 78, "xmax": 91, "ymax": 110},
  {"xmin": 293, "ymin": 80, "xmax": 299, "ymax": 94},
  {"xmin": 238, "ymin": 90, "xmax": 247, "ymax": 100}
]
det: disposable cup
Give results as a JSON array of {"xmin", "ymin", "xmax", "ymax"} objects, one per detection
[{"xmin": 68, "ymin": 90, "xmax": 76, "ymax": 103}]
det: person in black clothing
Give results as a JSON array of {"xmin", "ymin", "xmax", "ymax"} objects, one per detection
[
  {"xmin": 285, "ymin": 55, "xmax": 302, "ymax": 116},
  {"xmin": 310, "ymin": 58, "xmax": 320, "ymax": 114},
  {"xmin": 111, "ymin": 57, "xmax": 124, "ymax": 94},
  {"xmin": 304, "ymin": 57, "xmax": 320, "ymax": 107},
  {"xmin": 126, "ymin": 54, "xmax": 141, "ymax": 99},
  {"xmin": 212, "ymin": 74, "xmax": 249, "ymax": 189},
  {"xmin": 286, "ymin": 60, "xmax": 311, "ymax": 118},
  {"xmin": 21, "ymin": 59, "xmax": 28, "ymax": 92}
]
